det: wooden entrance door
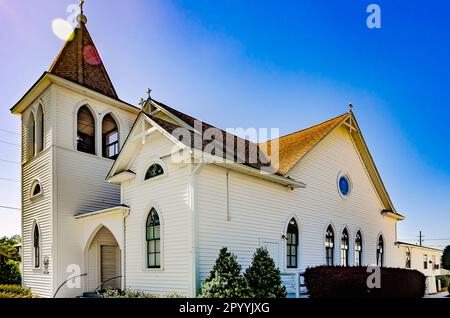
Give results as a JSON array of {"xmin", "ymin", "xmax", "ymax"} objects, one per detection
[{"xmin": 101, "ymin": 245, "xmax": 120, "ymax": 290}]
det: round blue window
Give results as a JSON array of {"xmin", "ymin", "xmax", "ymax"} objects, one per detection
[{"xmin": 339, "ymin": 175, "xmax": 350, "ymax": 196}]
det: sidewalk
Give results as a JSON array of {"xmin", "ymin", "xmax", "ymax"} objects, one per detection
[{"xmin": 424, "ymin": 291, "xmax": 449, "ymax": 298}]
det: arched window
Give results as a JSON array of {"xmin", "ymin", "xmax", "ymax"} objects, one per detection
[
  {"xmin": 405, "ymin": 247, "xmax": 411, "ymax": 269},
  {"xmin": 36, "ymin": 104, "xmax": 44, "ymax": 153},
  {"xmin": 325, "ymin": 225, "xmax": 334, "ymax": 266},
  {"xmin": 27, "ymin": 112, "xmax": 35, "ymax": 159},
  {"xmin": 145, "ymin": 164, "xmax": 164, "ymax": 180},
  {"xmin": 355, "ymin": 231, "xmax": 363, "ymax": 266},
  {"xmin": 33, "ymin": 223, "xmax": 40, "ymax": 268},
  {"xmin": 340, "ymin": 228, "xmax": 349, "ymax": 266},
  {"xmin": 146, "ymin": 208, "xmax": 161, "ymax": 268},
  {"xmin": 102, "ymin": 114, "xmax": 119, "ymax": 159},
  {"xmin": 286, "ymin": 218, "xmax": 298, "ymax": 268},
  {"xmin": 30, "ymin": 180, "xmax": 42, "ymax": 198},
  {"xmin": 376, "ymin": 235, "xmax": 384, "ymax": 267},
  {"xmin": 77, "ymin": 106, "xmax": 96, "ymax": 155}
]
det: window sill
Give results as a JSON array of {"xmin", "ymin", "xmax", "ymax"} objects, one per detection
[
  {"xmin": 142, "ymin": 174, "xmax": 167, "ymax": 184},
  {"xmin": 143, "ymin": 267, "xmax": 164, "ymax": 272},
  {"xmin": 30, "ymin": 192, "xmax": 44, "ymax": 201}
]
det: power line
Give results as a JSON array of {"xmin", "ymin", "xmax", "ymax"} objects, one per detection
[
  {"xmin": 399, "ymin": 237, "xmax": 450, "ymax": 241},
  {"xmin": 424, "ymin": 238, "xmax": 450, "ymax": 241},
  {"xmin": 0, "ymin": 158, "xmax": 19, "ymax": 164},
  {"xmin": 0, "ymin": 177, "xmax": 19, "ymax": 183},
  {"xmin": 0, "ymin": 205, "xmax": 20, "ymax": 211},
  {"xmin": 0, "ymin": 128, "xmax": 19, "ymax": 136},
  {"xmin": 0, "ymin": 140, "xmax": 19, "ymax": 146}
]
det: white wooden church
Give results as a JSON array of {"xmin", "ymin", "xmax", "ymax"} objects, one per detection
[{"xmin": 11, "ymin": 9, "xmax": 437, "ymax": 298}]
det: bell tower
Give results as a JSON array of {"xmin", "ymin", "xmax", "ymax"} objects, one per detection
[{"xmin": 10, "ymin": 3, "xmax": 139, "ymax": 297}]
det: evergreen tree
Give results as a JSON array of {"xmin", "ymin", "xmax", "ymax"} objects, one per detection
[
  {"xmin": 244, "ymin": 247, "xmax": 286, "ymax": 298},
  {"xmin": 442, "ymin": 245, "xmax": 450, "ymax": 271},
  {"xmin": 199, "ymin": 247, "xmax": 250, "ymax": 298},
  {"xmin": 0, "ymin": 260, "xmax": 21, "ymax": 285}
]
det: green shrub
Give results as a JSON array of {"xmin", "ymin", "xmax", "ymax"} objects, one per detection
[
  {"xmin": 100, "ymin": 289, "xmax": 185, "ymax": 298},
  {"xmin": 304, "ymin": 266, "xmax": 425, "ymax": 298},
  {"xmin": 244, "ymin": 247, "xmax": 286, "ymax": 298},
  {"xmin": 0, "ymin": 260, "xmax": 21, "ymax": 285},
  {"xmin": 0, "ymin": 236, "xmax": 21, "ymax": 262},
  {"xmin": 0, "ymin": 292, "xmax": 32, "ymax": 298},
  {"xmin": 199, "ymin": 247, "xmax": 250, "ymax": 298},
  {"xmin": 0, "ymin": 285, "xmax": 32, "ymax": 298},
  {"xmin": 0, "ymin": 284, "xmax": 31, "ymax": 295},
  {"xmin": 101, "ymin": 289, "xmax": 158, "ymax": 298},
  {"xmin": 437, "ymin": 275, "xmax": 450, "ymax": 289},
  {"xmin": 164, "ymin": 292, "xmax": 186, "ymax": 298}
]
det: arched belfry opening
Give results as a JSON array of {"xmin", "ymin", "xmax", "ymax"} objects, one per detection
[{"xmin": 77, "ymin": 106, "xmax": 96, "ymax": 155}]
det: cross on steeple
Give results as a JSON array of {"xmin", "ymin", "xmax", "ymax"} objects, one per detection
[{"xmin": 80, "ymin": 0, "xmax": 85, "ymax": 15}]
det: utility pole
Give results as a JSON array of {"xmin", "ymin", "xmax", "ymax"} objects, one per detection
[{"xmin": 419, "ymin": 231, "xmax": 422, "ymax": 246}]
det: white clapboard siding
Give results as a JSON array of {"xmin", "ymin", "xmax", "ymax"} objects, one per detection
[
  {"xmin": 122, "ymin": 132, "xmax": 192, "ymax": 297},
  {"xmin": 196, "ymin": 126, "xmax": 398, "ymax": 285},
  {"xmin": 21, "ymin": 148, "xmax": 53, "ymax": 298},
  {"xmin": 51, "ymin": 86, "xmax": 137, "ymax": 298},
  {"xmin": 20, "ymin": 83, "xmax": 138, "ymax": 298}
]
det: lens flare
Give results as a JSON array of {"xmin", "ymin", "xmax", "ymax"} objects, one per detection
[
  {"xmin": 83, "ymin": 45, "xmax": 101, "ymax": 66},
  {"xmin": 52, "ymin": 18, "xmax": 75, "ymax": 41}
]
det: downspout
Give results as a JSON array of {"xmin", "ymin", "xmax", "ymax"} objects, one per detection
[
  {"xmin": 123, "ymin": 209, "xmax": 130, "ymax": 290},
  {"xmin": 189, "ymin": 159, "xmax": 205, "ymax": 297},
  {"xmin": 121, "ymin": 179, "xmax": 130, "ymax": 291}
]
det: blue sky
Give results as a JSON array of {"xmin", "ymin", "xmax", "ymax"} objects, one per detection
[{"xmin": 0, "ymin": 0, "xmax": 449, "ymax": 247}]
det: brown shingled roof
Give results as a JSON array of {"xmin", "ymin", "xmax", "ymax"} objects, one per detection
[
  {"xmin": 146, "ymin": 113, "xmax": 273, "ymax": 173},
  {"xmin": 259, "ymin": 113, "xmax": 349, "ymax": 175},
  {"xmin": 151, "ymin": 100, "xmax": 349, "ymax": 175},
  {"xmin": 49, "ymin": 19, "xmax": 118, "ymax": 99}
]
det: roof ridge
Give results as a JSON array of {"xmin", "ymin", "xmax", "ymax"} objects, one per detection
[
  {"xmin": 262, "ymin": 112, "xmax": 349, "ymax": 143},
  {"xmin": 152, "ymin": 99, "xmax": 260, "ymax": 145}
]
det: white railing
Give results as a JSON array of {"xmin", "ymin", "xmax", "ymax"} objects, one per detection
[{"xmin": 281, "ymin": 271, "xmax": 308, "ymax": 298}]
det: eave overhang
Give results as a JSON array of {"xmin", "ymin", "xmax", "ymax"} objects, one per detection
[
  {"xmin": 10, "ymin": 72, "xmax": 140, "ymax": 115},
  {"xmin": 381, "ymin": 209, "xmax": 405, "ymax": 221},
  {"xmin": 107, "ymin": 170, "xmax": 136, "ymax": 184},
  {"xmin": 74, "ymin": 205, "xmax": 130, "ymax": 220}
]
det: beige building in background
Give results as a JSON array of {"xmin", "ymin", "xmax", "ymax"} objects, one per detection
[{"xmin": 395, "ymin": 242, "xmax": 443, "ymax": 294}]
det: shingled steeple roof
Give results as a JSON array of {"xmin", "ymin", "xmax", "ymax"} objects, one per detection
[{"xmin": 48, "ymin": 13, "xmax": 118, "ymax": 99}]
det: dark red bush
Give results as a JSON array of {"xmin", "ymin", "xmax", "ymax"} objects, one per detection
[{"xmin": 304, "ymin": 266, "xmax": 425, "ymax": 298}]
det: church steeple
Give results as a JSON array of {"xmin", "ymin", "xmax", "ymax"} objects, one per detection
[{"xmin": 48, "ymin": 1, "xmax": 118, "ymax": 99}]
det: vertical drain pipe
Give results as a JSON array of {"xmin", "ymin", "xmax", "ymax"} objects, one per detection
[
  {"xmin": 226, "ymin": 171, "xmax": 231, "ymax": 221},
  {"xmin": 122, "ymin": 203, "xmax": 130, "ymax": 290},
  {"xmin": 189, "ymin": 159, "xmax": 205, "ymax": 297}
]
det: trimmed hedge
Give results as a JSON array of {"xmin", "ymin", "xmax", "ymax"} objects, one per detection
[
  {"xmin": 0, "ymin": 285, "xmax": 32, "ymax": 298},
  {"xmin": 101, "ymin": 289, "xmax": 158, "ymax": 298},
  {"xmin": 100, "ymin": 289, "xmax": 186, "ymax": 298},
  {"xmin": 304, "ymin": 266, "xmax": 425, "ymax": 298}
]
